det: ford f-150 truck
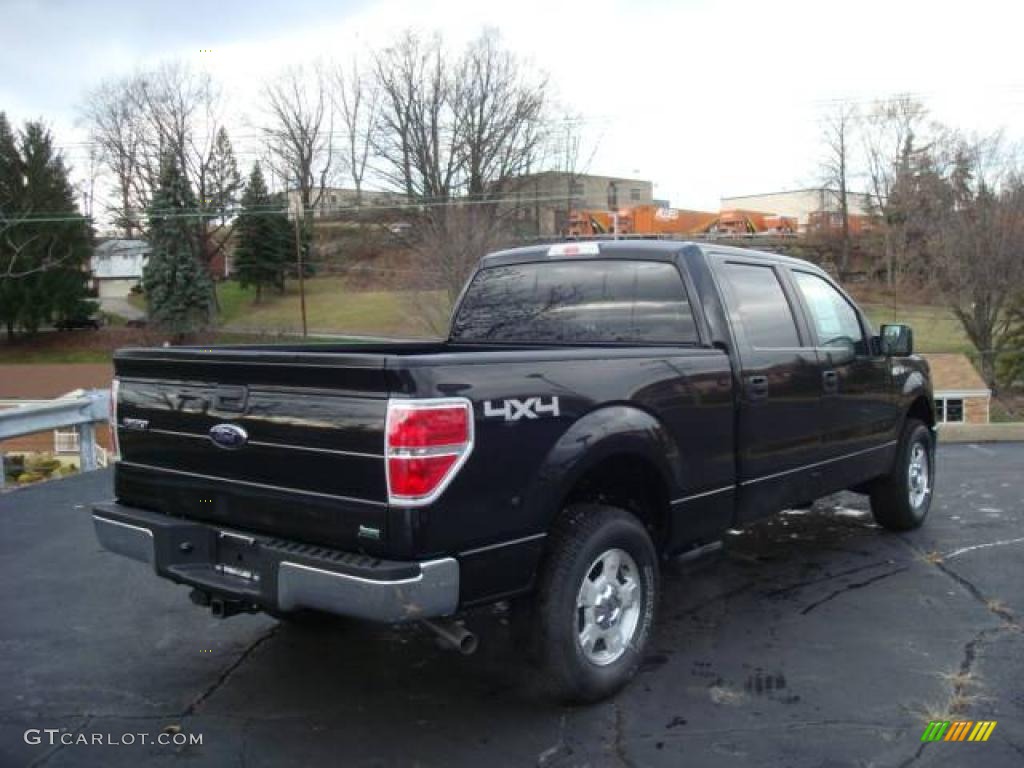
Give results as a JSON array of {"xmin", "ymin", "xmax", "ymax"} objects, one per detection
[{"xmin": 93, "ymin": 241, "xmax": 935, "ymax": 701}]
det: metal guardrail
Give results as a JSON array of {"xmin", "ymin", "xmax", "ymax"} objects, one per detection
[{"xmin": 0, "ymin": 389, "xmax": 110, "ymax": 489}]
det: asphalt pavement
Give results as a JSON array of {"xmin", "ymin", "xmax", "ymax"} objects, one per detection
[{"xmin": 1, "ymin": 444, "xmax": 1022, "ymax": 767}]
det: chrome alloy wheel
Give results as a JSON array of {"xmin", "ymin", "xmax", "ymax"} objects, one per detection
[
  {"xmin": 575, "ymin": 547, "xmax": 642, "ymax": 666},
  {"xmin": 908, "ymin": 441, "xmax": 930, "ymax": 509}
]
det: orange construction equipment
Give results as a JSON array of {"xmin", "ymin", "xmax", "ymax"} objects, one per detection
[
  {"xmin": 629, "ymin": 206, "xmax": 719, "ymax": 235},
  {"xmin": 565, "ymin": 206, "xmax": 718, "ymax": 237},
  {"xmin": 700, "ymin": 209, "xmax": 798, "ymax": 235}
]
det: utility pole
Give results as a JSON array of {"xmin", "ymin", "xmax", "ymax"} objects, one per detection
[{"xmin": 291, "ymin": 192, "xmax": 308, "ymax": 337}]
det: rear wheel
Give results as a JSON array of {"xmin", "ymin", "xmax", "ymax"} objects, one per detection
[
  {"xmin": 870, "ymin": 419, "xmax": 934, "ymax": 531},
  {"xmin": 536, "ymin": 504, "xmax": 658, "ymax": 702}
]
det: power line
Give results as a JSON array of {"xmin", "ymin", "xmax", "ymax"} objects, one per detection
[{"xmin": 0, "ymin": 189, "xmax": 632, "ymax": 224}]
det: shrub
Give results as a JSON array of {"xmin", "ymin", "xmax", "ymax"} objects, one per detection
[
  {"xmin": 28, "ymin": 458, "xmax": 62, "ymax": 476},
  {"xmin": 17, "ymin": 472, "xmax": 44, "ymax": 485}
]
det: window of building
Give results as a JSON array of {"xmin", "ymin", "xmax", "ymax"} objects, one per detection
[
  {"xmin": 791, "ymin": 271, "xmax": 867, "ymax": 355},
  {"xmin": 630, "ymin": 188, "xmax": 643, "ymax": 202},
  {"xmin": 54, "ymin": 428, "xmax": 79, "ymax": 454},
  {"xmin": 721, "ymin": 263, "xmax": 801, "ymax": 349},
  {"xmin": 569, "ymin": 181, "xmax": 585, "ymax": 198},
  {"xmin": 935, "ymin": 397, "xmax": 964, "ymax": 424}
]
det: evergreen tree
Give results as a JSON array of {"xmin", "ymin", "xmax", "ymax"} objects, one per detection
[
  {"xmin": 233, "ymin": 163, "xmax": 290, "ymax": 302},
  {"xmin": 142, "ymin": 153, "xmax": 214, "ymax": 340},
  {"xmin": 0, "ymin": 116, "xmax": 94, "ymax": 340},
  {"xmin": 205, "ymin": 127, "xmax": 242, "ymax": 225}
]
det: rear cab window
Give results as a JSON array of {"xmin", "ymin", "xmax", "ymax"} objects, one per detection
[{"xmin": 450, "ymin": 259, "xmax": 699, "ymax": 344}]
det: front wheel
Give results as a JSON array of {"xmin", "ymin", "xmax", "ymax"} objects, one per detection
[
  {"xmin": 536, "ymin": 504, "xmax": 658, "ymax": 702},
  {"xmin": 870, "ymin": 419, "xmax": 935, "ymax": 531}
]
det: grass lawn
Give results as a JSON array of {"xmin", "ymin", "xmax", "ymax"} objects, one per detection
[
  {"xmin": 1, "ymin": 282, "xmax": 978, "ymax": 364},
  {"xmin": 861, "ymin": 302, "xmax": 972, "ymax": 354},
  {"xmin": 0, "ymin": 345, "xmax": 115, "ymax": 363},
  {"xmin": 216, "ymin": 278, "xmax": 442, "ymax": 337}
]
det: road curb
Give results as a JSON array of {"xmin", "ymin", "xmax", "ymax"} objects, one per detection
[{"xmin": 937, "ymin": 423, "xmax": 1024, "ymax": 443}]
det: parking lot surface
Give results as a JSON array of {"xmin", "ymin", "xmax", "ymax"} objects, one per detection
[{"xmin": 1, "ymin": 443, "xmax": 1022, "ymax": 767}]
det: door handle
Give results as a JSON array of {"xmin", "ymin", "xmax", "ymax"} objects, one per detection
[
  {"xmin": 746, "ymin": 375, "xmax": 769, "ymax": 400},
  {"xmin": 822, "ymin": 370, "xmax": 838, "ymax": 394}
]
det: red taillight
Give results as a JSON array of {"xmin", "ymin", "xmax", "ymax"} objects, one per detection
[
  {"xmin": 386, "ymin": 399, "xmax": 473, "ymax": 505},
  {"xmin": 108, "ymin": 379, "xmax": 120, "ymax": 460}
]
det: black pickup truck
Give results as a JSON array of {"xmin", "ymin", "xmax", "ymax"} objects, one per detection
[{"xmin": 93, "ymin": 241, "xmax": 935, "ymax": 701}]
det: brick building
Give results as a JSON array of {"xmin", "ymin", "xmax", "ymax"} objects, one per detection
[
  {"xmin": 0, "ymin": 364, "xmax": 114, "ymax": 457},
  {"xmin": 920, "ymin": 354, "xmax": 990, "ymax": 425}
]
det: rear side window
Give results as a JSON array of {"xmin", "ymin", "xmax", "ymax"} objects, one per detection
[
  {"xmin": 451, "ymin": 260, "xmax": 698, "ymax": 344},
  {"xmin": 720, "ymin": 263, "xmax": 801, "ymax": 349}
]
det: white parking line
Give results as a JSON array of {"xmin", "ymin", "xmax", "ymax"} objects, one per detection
[{"xmin": 945, "ymin": 537, "xmax": 1024, "ymax": 559}]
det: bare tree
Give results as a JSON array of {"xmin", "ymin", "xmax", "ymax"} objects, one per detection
[
  {"xmin": 261, "ymin": 64, "xmax": 334, "ymax": 213},
  {"xmin": 129, "ymin": 62, "xmax": 241, "ymax": 284},
  {"xmin": 80, "ymin": 77, "xmax": 146, "ymax": 236},
  {"xmin": 82, "ymin": 61, "xmax": 236, "ymax": 272},
  {"xmin": 930, "ymin": 134, "xmax": 1024, "ymax": 386},
  {"xmin": 374, "ymin": 29, "xmax": 549, "ymax": 307},
  {"xmin": 373, "ymin": 31, "xmax": 458, "ymax": 202},
  {"xmin": 454, "ymin": 29, "xmax": 547, "ymax": 200},
  {"xmin": 332, "ymin": 57, "xmax": 379, "ymax": 206},
  {"xmin": 861, "ymin": 95, "xmax": 930, "ymax": 286},
  {"xmin": 820, "ymin": 102, "xmax": 857, "ymax": 276}
]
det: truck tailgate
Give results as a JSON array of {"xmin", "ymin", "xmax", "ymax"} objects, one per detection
[{"xmin": 112, "ymin": 347, "xmax": 393, "ymax": 553}]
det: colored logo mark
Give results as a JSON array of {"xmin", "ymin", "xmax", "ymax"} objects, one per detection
[{"xmin": 921, "ymin": 721, "xmax": 997, "ymax": 742}]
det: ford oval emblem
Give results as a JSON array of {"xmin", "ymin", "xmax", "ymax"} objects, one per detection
[{"xmin": 209, "ymin": 423, "xmax": 248, "ymax": 450}]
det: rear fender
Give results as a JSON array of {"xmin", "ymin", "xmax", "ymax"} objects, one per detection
[{"xmin": 524, "ymin": 404, "xmax": 684, "ymax": 530}]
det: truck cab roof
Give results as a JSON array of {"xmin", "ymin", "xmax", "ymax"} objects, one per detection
[{"xmin": 480, "ymin": 239, "xmax": 826, "ymax": 275}]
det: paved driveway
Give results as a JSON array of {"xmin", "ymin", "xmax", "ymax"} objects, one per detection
[
  {"xmin": 97, "ymin": 296, "xmax": 145, "ymax": 322},
  {"xmin": 1, "ymin": 444, "xmax": 1022, "ymax": 767}
]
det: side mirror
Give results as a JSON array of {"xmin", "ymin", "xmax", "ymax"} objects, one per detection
[{"xmin": 880, "ymin": 324, "xmax": 913, "ymax": 357}]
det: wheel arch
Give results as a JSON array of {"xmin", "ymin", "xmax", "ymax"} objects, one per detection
[
  {"xmin": 525, "ymin": 404, "xmax": 683, "ymax": 552},
  {"xmin": 907, "ymin": 394, "xmax": 936, "ymax": 430}
]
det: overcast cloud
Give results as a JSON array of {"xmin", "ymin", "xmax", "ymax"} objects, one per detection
[{"xmin": 2, "ymin": 0, "xmax": 1023, "ymax": 215}]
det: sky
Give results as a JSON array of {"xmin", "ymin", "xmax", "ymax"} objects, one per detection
[{"xmin": 3, "ymin": 0, "xmax": 1024, "ymax": 219}]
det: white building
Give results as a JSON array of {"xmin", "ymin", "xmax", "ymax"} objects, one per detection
[
  {"xmin": 720, "ymin": 188, "xmax": 873, "ymax": 233},
  {"xmin": 90, "ymin": 240, "xmax": 150, "ymax": 298},
  {"xmin": 285, "ymin": 188, "xmax": 408, "ymax": 219}
]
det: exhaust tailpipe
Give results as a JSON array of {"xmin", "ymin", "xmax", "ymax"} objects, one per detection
[{"xmin": 422, "ymin": 619, "xmax": 478, "ymax": 655}]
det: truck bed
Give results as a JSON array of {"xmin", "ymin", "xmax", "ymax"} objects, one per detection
[{"xmin": 112, "ymin": 341, "xmax": 736, "ymax": 566}]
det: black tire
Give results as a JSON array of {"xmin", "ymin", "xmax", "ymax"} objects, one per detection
[
  {"xmin": 870, "ymin": 419, "xmax": 935, "ymax": 531},
  {"xmin": 536, "ymin": 504, "xmax": 658, "ymax": 703}
]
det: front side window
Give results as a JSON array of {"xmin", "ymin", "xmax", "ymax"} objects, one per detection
[
  {"xmin": 721, "ymin": 263, "xmax": 801, "ymax": 349},
  {"xmin": 451, "ymin": 260, "xmax": 698, "ymax": 344},
  {"xmin": 792, "ymin": 271, "xmax": 867, "ymax": 355}
]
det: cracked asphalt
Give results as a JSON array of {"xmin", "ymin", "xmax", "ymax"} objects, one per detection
[{"xmin": 1, "ymin": 443, "xmax": 1022, "ymax": 767}]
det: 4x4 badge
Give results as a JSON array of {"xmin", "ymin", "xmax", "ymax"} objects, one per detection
[{"xmin": 483, "ymin": 396, "xmax": 560, "ymax": 422}]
